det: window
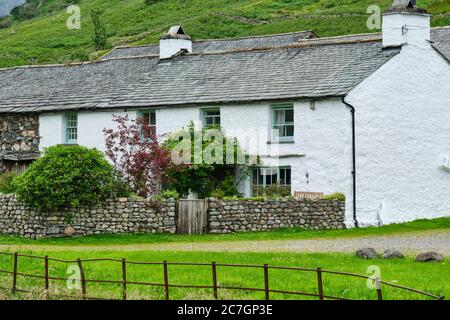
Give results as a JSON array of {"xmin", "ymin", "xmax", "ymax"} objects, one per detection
[
  {"xmin": 252, "ymin": 167, "xmax": 291, "ymax": 196},
  {"xmin": 272, "ymin": 104, "xmax": 294, "ymax": 141},
  {"xmin": 65, "ymin": 113, "xmax": 78, "ymax": 144},
  {"xmin": 140, "ymin": 110, "xmax": 156, "ymax": 138},
  {"xmin": 202, "ymin": 108, "xmax": 221, "ymax": 128}
]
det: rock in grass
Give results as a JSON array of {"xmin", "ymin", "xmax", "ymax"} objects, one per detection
[
  {"xmin": 415, "ymin": 252, "xmax": 444, "ymax": 262},
  {"xmin": 356, "ymin": 248, "xmax": 377, "ymax": 259},
  {"xmin": 383, "ymin": 249, "xmax": 404, "ymax": 259}
]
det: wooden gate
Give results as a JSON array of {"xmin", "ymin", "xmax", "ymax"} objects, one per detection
[{"xmin": 177, "ymin": 199, "xmax": 209, "ymax": 235}]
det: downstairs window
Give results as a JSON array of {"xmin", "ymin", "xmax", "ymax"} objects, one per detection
[{"xmin": 252, "ymin": 167, "xmax": 292, "ymax": 196}]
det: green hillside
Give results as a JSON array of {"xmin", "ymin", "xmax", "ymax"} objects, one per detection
[{"xmin": 0, "ymin": 0, "xmax": 449, "ymax": 68}]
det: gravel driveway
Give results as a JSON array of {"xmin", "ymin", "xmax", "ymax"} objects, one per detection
[{"xmin": 0, "ymin": 230, "xmax": 448, "ymax": 256}]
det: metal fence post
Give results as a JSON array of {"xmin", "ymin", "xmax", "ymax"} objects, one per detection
[
  {"xmin": 212, "ymin": 261, "xmax": 218, "ymax": 300},
  {"xmin": 44, "ymin": 255, "xmax": 49, "ymax": 299},
  {"xmin": 376, "ymin": 277, "xmax": 383, "ymax": 300},
  {"xmin": 12, "ymin": 252, "xmax": 18, "ymax": 294},
  {"xmin": 122, "ymin": 258, "xmax": 127, "ymax": 300},
  {"xmin": 163, "ymin": 261, "xmax": 169, "ymax": 300},
  {"xmin": 263, "ymin": 264, "xmax": 270, "ymax": 300},
  {"xmin": 77, "ymin": 258, "xmax": 86, "ymax": 300},
  {"xmin": 317, "ymin": 268, "xmax": 324, "ymax": 300}
]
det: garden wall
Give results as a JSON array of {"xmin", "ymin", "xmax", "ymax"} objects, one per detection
[
  {"xmin": 208, "ymin": 198, "xmax": 346, "ymax": 233},
  {"xmin": 0, "ymin": 195, "xmax": 345, "ymax": 238},
  {"xmin": 0, "ymin": 194, "xmax": 176, "ymax": 239}
]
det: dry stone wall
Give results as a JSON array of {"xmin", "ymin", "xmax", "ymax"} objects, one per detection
[
  {"xmin": 208, "ymin": 198, "xmax": 346, "ymax": 233},
  {"xmin": 0, "ymin": 194, "xmax": 176, "ymax": 239}
]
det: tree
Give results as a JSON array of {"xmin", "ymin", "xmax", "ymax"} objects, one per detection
[
  {"xmin": 90, "ymin": 7, "xmax": 107, "ymax": 50},
  {"xmin": 164, "ymin": 123, "xmax": 250, "ymax": 198},
  {"xmin": 103, "ymin": 114, "xmax": 171, "ymax": 198}
]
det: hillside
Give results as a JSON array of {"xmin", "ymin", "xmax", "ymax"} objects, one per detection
[{"xmin": 0, "ymin": 0, "xmax": 449, "ymax": 68}]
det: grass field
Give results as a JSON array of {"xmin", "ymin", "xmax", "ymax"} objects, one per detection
[
  {"xmin": 0, "ymin": 250, "xmax": 447, "ymax": 300},
  {"xmin": 0, "ymin": 0, "xmax": 449, "ymax": 68},
  {"xmin": 0, "ymin": 217, "xmax": 448, "ymax": 246}
]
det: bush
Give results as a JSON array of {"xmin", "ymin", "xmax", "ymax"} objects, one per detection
[
  {"xmin": 12, "ymin": 145, "xmax": 126, "ymax": 210},
  {"xmin": 323, "ymin": 192, "xmax": 346, "ymax": 201},
  {"xmin": 211, "ymin": 175, "xmax": 239, "ymax": 199},
  {"xmin": 90, "ymin": 8, "xmax": 108, "ymax": 50},
  {"xmin": 161, "ymin": 189, "xmax": 179, "ymax": 199},
  {"xmin": 0, "ymin": 172, "xmax": 18, "ymax": 193},
  {"xmin": 0, "ymin": 16, "xmax": 12, "ymax": 29},
  {"xmin": 164, "ymin": 123, "xmax": 248, "ymax": 198}
]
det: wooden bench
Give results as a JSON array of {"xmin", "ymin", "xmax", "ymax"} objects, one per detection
[{"xmin": 294, "ymin": 191, "xmax": 324, "ymax": 200}]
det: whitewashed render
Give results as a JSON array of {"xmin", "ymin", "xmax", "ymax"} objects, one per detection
[{"xmin": 2, "ymin": 1, "xmax": 450, "ymax": 227}]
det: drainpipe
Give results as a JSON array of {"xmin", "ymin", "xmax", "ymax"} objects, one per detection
[{"xmin": 341, "ymin": 96, "xmax": 359, "ymax": 228}]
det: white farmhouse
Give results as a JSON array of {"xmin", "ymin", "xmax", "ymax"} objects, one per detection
[{"xmin": 0, "ymin": 1, "xmax": 449, "ymax": 226}]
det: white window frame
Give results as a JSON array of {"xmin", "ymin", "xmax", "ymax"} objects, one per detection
[
  {"xmin": 252, "ymin": 166, "xmax": 292, "ymax": 196},
  {"xmin": 201, "ymin": 108, "xmax": 221, "ymax": 128}
]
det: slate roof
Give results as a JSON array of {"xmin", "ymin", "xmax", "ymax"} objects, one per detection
[
  {"xmin": 431, "ymin": 27, "xmax": 450, "ymax": 62},
  {"xmin": 101, "ymin": 31, "xmax": 318, "ymax": 59},
  {"xmin": 0, "ymin": 37, "xmax": 400, "ymax": 114}
]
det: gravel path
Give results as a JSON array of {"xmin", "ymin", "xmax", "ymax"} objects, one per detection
[{"xmin": 0, "ymin": 230, "xmax": 448, "ymax": 256}]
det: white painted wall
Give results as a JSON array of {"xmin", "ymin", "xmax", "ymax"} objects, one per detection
[
  {"xmin": 382, "ymin": 13, "xmax": 431, "ymax": 49},
  {"xmin": 78, "ymin": 109, "xmax": 136, "ymax": 152},
  {"xmin": 156, "ymin": 106, "xmax": 200, "ymax": 136},
  {"xmin": 346, "ymin": 44, "xmax": 450, "ymax": 225},
  {"xmin": 159, "ymin": 39, "xmax": 192, "ymax": 59},
  {"xmin": 38, "ymin": 101, "xmax": 354, "ymax": 221},
  {"xmin": 39, "ymin": 113, "xmax": 63, "ymax": 150}
]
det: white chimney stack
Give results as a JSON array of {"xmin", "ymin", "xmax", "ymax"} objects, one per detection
[
  {"xmin": 159, "ymin": 26, "xmax": 192, "ymax": 59},
  {"xmin": 382, "ymin": 0, "xmax": 431, "ymax": 48}
]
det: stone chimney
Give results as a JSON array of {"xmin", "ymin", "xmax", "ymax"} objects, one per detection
[
  {"xmin": 159, "ymin": 26, "xmax": 192, "ymax": 59},
  {"xmin": 382, "ymin": 0, "xmax": 431, "ymax": 48}
]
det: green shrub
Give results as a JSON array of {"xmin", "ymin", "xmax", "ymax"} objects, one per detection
[
  {"xmin": 161, "ymin": 189, "xmax": 179, "ymax": 199},
  {"xmin": 12, "ymin": 145, "xmax": 126, "ymax": 210},
  {"xmin": 0, "ymin": 172, "xmax": 18, "ymax": 193},
  {"xmin": 211, "ymin": 175, "xmax": 239, "ymax": 199},
  {"xmin": 323, "ymin": 192, "xmax": 346, "ymax": 201},
  {"xmin": 0, "ymin": 16, "xmax": 12, "ymax": 29},
  {"xmin": 90, "ymin": 8, "xmax": 108, "ymax": 50},
  {"xmin": 253, "ymin": 185, "xmax": 291, "ymax": 197}
]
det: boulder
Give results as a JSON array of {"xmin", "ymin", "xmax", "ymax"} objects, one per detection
[
  {"xmin": 356, "ymin": 247, "xmax": 377, "ymax": 259},
  {"xmin": 64, "ymin": 226, "xmax": 76, "ymax": 237},
  {"xmin": 415, "ymin": 252, "xmax": 444, "ymax": 262},
  {"xmin": 46, "ymin": 226, "xmax": 60, "ymax": 235},
  {"xmin": 382, "ymin": 249, "xmax": 404, "ymax": 259}
]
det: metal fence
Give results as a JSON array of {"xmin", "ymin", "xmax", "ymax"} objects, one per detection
[{"xmin": 0, "ymin": 251, "xmax": 444, "ymax": 300}]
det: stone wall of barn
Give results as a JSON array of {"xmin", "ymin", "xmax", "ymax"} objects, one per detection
[
  {"xmin": 0, "ymin": 114, "xmax": 40, "ymax": 172},
  {"xmin": 0, "ymin": 194, "xmax": 176, "ymax": 239},
  {"xmin": 208, "ymin": 198, "xmax": 346, "ymax": 233}
]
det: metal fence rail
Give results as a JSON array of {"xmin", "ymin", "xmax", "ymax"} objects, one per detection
[{"xmin": 0, "ymin": 251, "xmax": 444, "ymax": 301}]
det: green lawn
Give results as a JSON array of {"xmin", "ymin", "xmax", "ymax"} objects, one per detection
[
  {"xmin": 0, "ymin": 0, "xmax": 449, "ymax": 68},
  {"xmin": 0, "ymin": 217, "xmax": 448, "ymax": 246},
  {"xmin": 0, "ymin": 250, "xmax": 447, "ymax": 300}
]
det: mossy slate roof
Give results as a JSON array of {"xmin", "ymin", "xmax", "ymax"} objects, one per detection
[{"xmin": 0, "ymin": 28, "xmax": 448, "ymax": 114}]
